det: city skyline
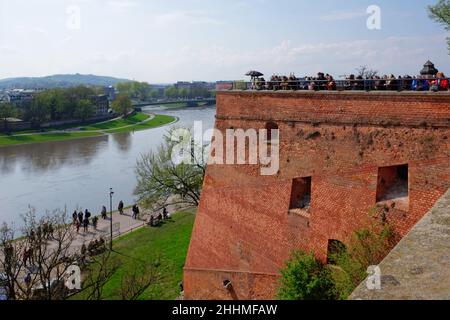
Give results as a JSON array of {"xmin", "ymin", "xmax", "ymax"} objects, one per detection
[{"xmin": 0, "ymin": 0, "xmax": 448, "ymax": 83}]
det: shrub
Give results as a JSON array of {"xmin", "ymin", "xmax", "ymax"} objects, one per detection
[
  {"xmin": 328, "ymin": 224, "xmax": 396, "ymax": 299},
  {"xmin": 277, "ymin": 251, "xmax": 335, "ymax": 300}
]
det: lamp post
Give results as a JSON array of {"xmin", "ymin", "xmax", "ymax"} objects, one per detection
[{"xmin": 109, "ymin": 188, "xmax": 114, "ymax": 250}]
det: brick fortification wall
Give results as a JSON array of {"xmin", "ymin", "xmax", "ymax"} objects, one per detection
[{"xmin": 184, "ymin": 91, "xmax": 450, "ymax": 300}]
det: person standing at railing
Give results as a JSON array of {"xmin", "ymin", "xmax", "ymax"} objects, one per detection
[
  {"xmin": 412, "ymin": 75, "xmax": 430, "ymax": 91},
  {"xmin": 289, "ymin": 74, "xmax": 298, "ymax": 90},
  {"xmin": 256, "ymin": 77, "xmax": 266, "ymax": 90},
  {"xmin": 308, "ymin": 77, "xmax": 316, "ymax": 91},
  {"xmin": 386, "ymin": 74, "xmax": 397, "ymax": 91},
  {"xmin": 430, "ymin": 72, "xmax": 449, "ymax": 91},
  {"xmin": 326, "ymin": 74, "xmax": 336, "ymax": 90}
]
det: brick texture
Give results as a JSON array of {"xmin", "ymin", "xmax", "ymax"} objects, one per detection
[{"xmin": 184, "ymin": 91, "xmax": 450, "ymax": 300}]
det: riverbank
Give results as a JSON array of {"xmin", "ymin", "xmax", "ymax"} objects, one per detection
[
  {"xmin": 73, "ymin": 210, "xmax": 196, "ymax": 300},
  {"xmin": 0, "ymin": 113, "xmax": 177, "ymax": 147}
]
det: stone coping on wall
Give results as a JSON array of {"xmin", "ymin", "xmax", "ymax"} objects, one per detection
[
  {"xmin": 215, "ymin": 90, "xmax": 450, "ymax": 128},
  {"xmin": 217, "ymin": 90, "xmax": 450, "ymax": 96},
  {"xmin": 350, "ymin": 188, "xmax": 450, "ymax": 300},
  {"xmin": 216, "ymin": 89, "xmax": 450, "ymax": 104}
]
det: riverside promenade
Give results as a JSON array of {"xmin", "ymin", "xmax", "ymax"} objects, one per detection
[{"xmin": 70, "ymin": 207, "xmax": 150, "ymax": 250}]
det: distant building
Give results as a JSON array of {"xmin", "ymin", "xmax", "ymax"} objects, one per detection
[
  {"xmin": 90, "ymin": 94, "xmax": 110, "ymax": 116},
  {"xmin": 174, "ymin": 81, "xmax": 192, "ymax": 91},
  {"xmin": 216, "ymin": 81, "xmax": 234, "ymax": 91},
  {"xmin": 0, "ymin": 93, "xmax": 10, "ymax": 103},
  {"xmin": 104, "ymin": 86, "xmax": 116, "ymax": 101},
  {"xmin": 152, "ymin": 84, "xmax": 167, "ymax": 99},
  {"xmin": 175, "ymin": 81, "xmax": 214, "ymax": 92},
  {"xmin": 1, "ymin": 89, "xmax": 36, "ymax": 105}
]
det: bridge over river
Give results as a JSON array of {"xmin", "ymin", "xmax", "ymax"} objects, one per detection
[{"xmin": 133, "ymin": 98, "xmax": 216, "ymax": 108}]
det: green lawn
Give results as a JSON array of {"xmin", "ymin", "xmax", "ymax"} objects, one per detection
[
  {"xmin": 103, "ymin": 114, "xmax": 176, "ymax": 134},
  {"xmin": 75, "ymin": 211, "xmax": 195, "ymax": 300},
  {"xmin": 0, "ymin": 113, "xmax": 176, "ymax": 147},
  {"xmin": 80, "ymin": 112, "xmax": 151, "ymax": 131},
  {"xmin": 0, "ymin": 131, "xmax": 102, "ymax": 146}
]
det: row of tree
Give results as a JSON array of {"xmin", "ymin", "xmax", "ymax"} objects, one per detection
[
  {"xmin": 116, "ymin": 81, "xmax": 158, "ymax": 101},
  {"xmin": 4, "ymin": 86, "xmax": 100, "ymax": 128},
  {"xmin": 0, "ymin": 86, "xmax": 134, "ymax": 132},
  {"xmin": 115, "ymin": 81, "xmax": 214, "ymax": 101}
]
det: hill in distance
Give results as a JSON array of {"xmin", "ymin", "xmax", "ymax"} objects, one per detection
[{"xmin": 0, "ymin": 74, "xmax": 132, "ymax": 90}]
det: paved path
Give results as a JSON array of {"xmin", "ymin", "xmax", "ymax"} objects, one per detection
[
  {"xmin": 70, "ymin": 207, "xmax": 151, "ymax": 250},
  {"xmin": 70, "ymin": 201, "xmax": 189, "ymax": 250}
]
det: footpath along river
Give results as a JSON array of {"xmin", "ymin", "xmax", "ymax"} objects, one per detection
[{"xmin": 0, "ymin": 105, "xmax": 215, "ymax": 226}]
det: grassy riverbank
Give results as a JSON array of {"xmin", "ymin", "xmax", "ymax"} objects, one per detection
[
  {"xmin": 0, "ymin": 113, "xmax": 176, "ymax": 147},
  {"xmin": 74, "ymin": 211, "xmax": 195, "ymax": 300}
]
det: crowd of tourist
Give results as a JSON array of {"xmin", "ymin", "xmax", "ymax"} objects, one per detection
[
  {"xmin": 250, "ymin": 71, "xmax": 449, "ymax": 92},
  {"xmin": 71, "ymin": 201, "xmax": 143, "ymax": 234},
  {"xmin": 72, "ymin": 209, "xmax": 97, "ymax": 233}
]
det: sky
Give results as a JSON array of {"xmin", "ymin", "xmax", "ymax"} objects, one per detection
[{"xmin": 0, "ymin": 0, "xmax": 448, "ymax": 83}]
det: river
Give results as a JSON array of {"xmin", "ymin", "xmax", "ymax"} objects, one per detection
[{"xmin": 0, "ymin": 105, "xmax": 216, "ymax": 226}]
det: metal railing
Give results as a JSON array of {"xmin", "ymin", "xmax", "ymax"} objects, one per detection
[{"xmin": 223, "ymin": 78, "xmax": 450, "ymax": 92}]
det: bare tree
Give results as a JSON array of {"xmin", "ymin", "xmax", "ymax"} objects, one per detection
[
  {"xmin": 1, "ymin": 208, "xmax": 162, "ymax": 300},
  {"xmin": 0, "ymin": 209, "xmax": 76, "ymax": 300},
  {"xmin": 0, "ymin": 222, "xmax": 29, "ymax": 300},
  {"xmin": 20, "ymin": 209, "xmax": 78, "ymax": 300},
  {"xmin": 356, "ymin": 65, "xmax": 379, "ymax": 79},
  {"xmin": 0, "ymin": 208, "xmax": 115, "ymax": 300},
  {"xmin": 120, "ymin": 262, "xmax": 158, "ymax": 300},
  {"xmin": 77, "ymin": 250, "xmax": 120, "ymax": 300}
]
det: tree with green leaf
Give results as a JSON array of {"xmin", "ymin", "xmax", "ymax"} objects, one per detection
[
  {"xmin": 116, "ymin": 81, "xmax": 153, "ymax": 101},
  {"xmin": 149, "ymin": 89, "xmax": 160, "ymax": 100},
  {"xmin": 0, "ymin": 103, "xmax": 17, "ymax": 133},
  {"xmin": 111, "ymin": 94, "xmax": 133, "ymax": 118},
  {"xmin": 164, "ymin": 86, "xmax": 178, "ymax": 99},
  {"xmin": 74, "ymin": 99, "xmax": 95, "ymax": 122},
  {"xmin": 428, "ymin": 0, "xmax": 450, "ymax": 53},
  {"xmin": 24, "ymin": 95, "xmax": 51, "ymax": 128},
  {"xmin": 134, "ymin": 127, "xmax": 206, "ymax": 210}
]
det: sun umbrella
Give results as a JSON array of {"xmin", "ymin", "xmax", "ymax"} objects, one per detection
[{"xmin": 245, "ymin": 71, "xmax": 264, "ymax": 78}]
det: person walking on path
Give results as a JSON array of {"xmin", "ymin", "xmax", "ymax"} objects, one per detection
[
  {"xmin": 85, "ymin": 209, "xmax": 91, "ymax": 220},
  {"xmin": 163, "ymin": 206, "xmax": 169, "ymax": 220},
  {"xmin": 72, "ymin": 211, "xmax": 78, "ymax": 224},
  {"xmin": 118, "ymin": 201, "xmax": 124, "ymax": 215},
  {"xmin": 92, "ymin": 216, "xmax": 99, "ymax": 230},
  {"xmin": 76, "ymin": 220, "xmax": 81, "ymax": 233},
  {"xmin": 83, "ymin": 217, "xmax": 89, "ymax": 233},
  {"xmin": 101, "ymin": 206, "xmax": 107, "ymax": 220},
  {"xmin": 78, "ymin": 211, "xmax": 83, "ymax": 225},
  {"xmin": 132, "ymin": 205, "xmax": 140, "ymax": 220}
]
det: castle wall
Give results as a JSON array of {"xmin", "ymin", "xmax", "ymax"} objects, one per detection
[{"xmin": 184, "ymin": 91, "xmax": 450, "ymax": 299}]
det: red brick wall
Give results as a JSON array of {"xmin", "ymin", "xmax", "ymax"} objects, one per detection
[{"xmin": 184, "ymin": 91, "xmax": 450, "ymax": 300}]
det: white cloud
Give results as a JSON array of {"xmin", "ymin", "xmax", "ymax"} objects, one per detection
[
  {"xmin": 136, "ymin": 34, "xmax": 447, "ymax": 82},
  {"xmin": 153, "ymin": 10, "xmax": 223, "ymax": 28},
  {"xmin": 320, "ymin": 9, "xmax": 367, "ymax": 21},
  {"xmin": 107, "ymin": 0, "xmax": 138, "ymax": 10},
  {"xmin": 0, "ymin": 46, "xmax": 21, "ymax": 56}
]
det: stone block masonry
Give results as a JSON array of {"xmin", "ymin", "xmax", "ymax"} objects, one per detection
[{"xmin": 184, "ymin": 90, "xmax": 450, "ymax": 300}]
